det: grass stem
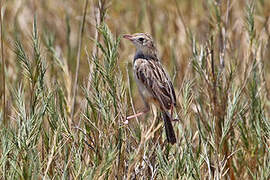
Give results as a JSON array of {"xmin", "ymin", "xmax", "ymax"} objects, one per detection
[
  {"xmin": 71, "ymin": 0, "xmax": 89, "ymax": 126},
  {"xmin": 0, "ymin": 0, "xmax": 5, "ymax": 124}
]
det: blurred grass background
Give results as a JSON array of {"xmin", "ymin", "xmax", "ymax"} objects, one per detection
[{"xmin": 0, "ymin": 0, "xmax": 270, "ymax": 179}]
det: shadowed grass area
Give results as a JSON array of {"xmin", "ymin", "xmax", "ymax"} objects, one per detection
[{"xmin": 0, "ymin": 0, "xmax": 270, "ymax": 179}]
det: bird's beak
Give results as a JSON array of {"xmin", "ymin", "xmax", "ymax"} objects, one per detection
[{"xmin": 123, "ymin": 34, "xmax": 134, "ymax": 41}]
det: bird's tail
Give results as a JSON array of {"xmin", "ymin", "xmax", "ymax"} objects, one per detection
[{"xmin": 162, "ymin": 112, "xmax": 176, "ymax": 144}]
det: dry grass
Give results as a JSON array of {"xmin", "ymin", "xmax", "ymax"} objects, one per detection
[{"xmin": 0, "ymin": 0, "xmax": 270, "ymax": 179}]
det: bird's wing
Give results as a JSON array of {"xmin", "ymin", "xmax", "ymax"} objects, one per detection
[{"xmin": 134, "ymin": 58, "xmax": 176, "ymax": 110}]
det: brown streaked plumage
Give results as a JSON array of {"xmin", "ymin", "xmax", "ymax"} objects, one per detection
[{"xmin": 123, "ymin": 33, "xmax": 177, "ymax": 144}]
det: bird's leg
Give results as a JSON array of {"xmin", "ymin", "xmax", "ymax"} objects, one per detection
[
  {"xmin": 126, "ymin": 108, "xmax": 150, "ymax": 120},
  {"xmin": 126, "ymin": 99, "xmax": 150, "ymax": 122},
  {"xmin": 170, "ymin": 105, "xmax": 179, "ymax": 122},
  {"xmin": 170, "ymin": 105, "xmax": 174, "ymax": 118},
  {"xmin": 126, "ymin": 102, "xmax": 150, "ymax": 121}
]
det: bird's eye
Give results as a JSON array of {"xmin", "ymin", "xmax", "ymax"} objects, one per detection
[{"xmin": 138, "ymin": 37, "xmax": 144, "ymax": 42}]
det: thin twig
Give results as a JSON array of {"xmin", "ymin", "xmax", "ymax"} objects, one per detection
[
  {"xmin": 0, "ymin": 0, "xmax": 5, "ymax": 124},
  {"xmin": 126, "ymin": 65, "xmax": 139, "ymax": 123},
  {"xmin": 84, "ymin": 0, "xmax": 101, "ymax": 110},
  {"xmin": 174, "ymin": 0, "xmax": 189, "ymax": 37},
  {"xmin": 71, "ymin": 0, "xmax": 89, "ymax": 125}
]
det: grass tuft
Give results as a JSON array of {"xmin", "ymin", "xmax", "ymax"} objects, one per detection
[{"xmin": 0, "ymin": 0, "xmax": 270, "ymax": 179}]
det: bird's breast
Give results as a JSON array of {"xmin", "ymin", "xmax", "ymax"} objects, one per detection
[
  {"xmin": 133, "ymin": 58, "xmax": 159, "ymax": 105},
  {"xmin": 134, "ymin": 72, "xmax": 152, "ymax": 98}
]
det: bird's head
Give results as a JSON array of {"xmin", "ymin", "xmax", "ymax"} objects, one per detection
[{"xmin": 123, "ymin": 33, "xmax": 157, "ymax": 56}]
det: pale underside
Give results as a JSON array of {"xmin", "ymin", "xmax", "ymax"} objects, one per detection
[{"xmin": 133, "ymin": 58, "xmax": 176, "ymax": 111}]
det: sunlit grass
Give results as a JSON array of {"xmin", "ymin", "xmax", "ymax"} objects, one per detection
[{"xmin": 0, "ymin": 0, "xmax": 270, "ymax": 179}]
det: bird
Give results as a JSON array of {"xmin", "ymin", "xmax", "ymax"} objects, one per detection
[{"xmin": 123, "ymin": 33, "xmax": 177, "ymax": 144}]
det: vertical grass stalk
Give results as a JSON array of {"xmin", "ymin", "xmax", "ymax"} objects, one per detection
[
  {"xmin": 0, "ymin": 0, "xmax": 5, "ymax": 124},
  {"xmin": 71, "ymin": 0, "xmax": 89, "ymax": 125}
]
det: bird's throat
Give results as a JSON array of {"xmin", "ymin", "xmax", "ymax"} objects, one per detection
[{"xmin": 134, "ymin": 51, "xmax": 158, "ymax": 62}]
